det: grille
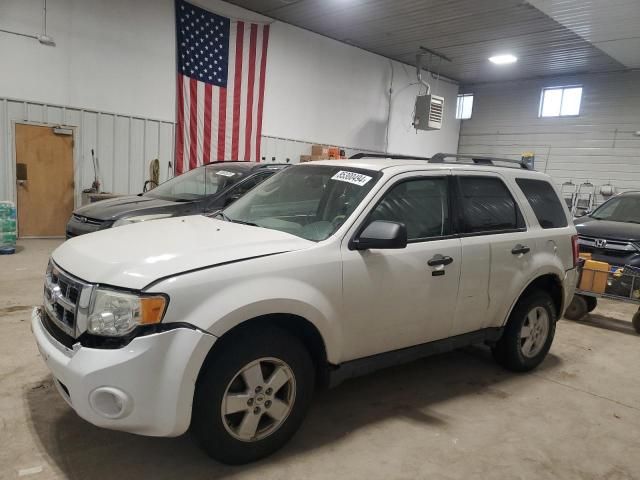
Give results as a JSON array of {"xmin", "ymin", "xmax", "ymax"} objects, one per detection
[
  {"xmin": 44, "ymin": 262, "xmax": 92, "ymax": 338},
  {"xmin": 429, "ymin": 99, "xmax": 444, "ymax": 124},
  {"xmin": 72, "ymin": 214, "xmax": 105, "ymax": 226},
  {"xmin": 578, "ymin": 236, "xmax": 639, "ymax": 255}
]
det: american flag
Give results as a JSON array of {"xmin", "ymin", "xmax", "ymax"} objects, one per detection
[{"xmin": 175, "ymin": 0, "xmax": 270, "ymax": 173}]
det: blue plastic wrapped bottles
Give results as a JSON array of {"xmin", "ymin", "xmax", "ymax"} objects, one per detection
[{"xmin": 0, "ymin": 201, "xmax": 17, "ymax": 254}]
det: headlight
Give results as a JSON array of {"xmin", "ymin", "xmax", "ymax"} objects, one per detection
[
  {"xmin": 88, "ymin": 288, "xmax": 167, "ymax": 337},
  {"xmin": 112, "ymin": 214, "xmax": 173, "ymax": 228}
]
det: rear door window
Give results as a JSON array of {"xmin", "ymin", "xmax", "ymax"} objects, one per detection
[
  {"xmin": 516, "ymin": 178, "xmax": 568, "ymax": 229},
  {"xmin": 457, "ymin": 176, "xmax": 525, "ymax": 234}
]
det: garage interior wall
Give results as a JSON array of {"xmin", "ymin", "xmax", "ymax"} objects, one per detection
[
  {"xmin": 458, "ymin": 71, "xmax": 640, "ymax": 205},
  {"xmin": 0, "ymin": 0, "xmax": 460, "ymax": 205}
]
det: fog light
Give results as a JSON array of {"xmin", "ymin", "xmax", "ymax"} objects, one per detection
[{"xmin": 89, "ymin": 387, "xmax": 132, "ymax": 419}]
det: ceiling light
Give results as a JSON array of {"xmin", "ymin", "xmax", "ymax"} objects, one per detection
[{"xmin": 489, "ymin": 54, "xmax": 517, "ymax": 65}]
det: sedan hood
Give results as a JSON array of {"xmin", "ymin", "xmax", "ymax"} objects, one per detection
[
  {"xmin": 74, "ymin": 195, "xmax": 189, "ymax": 221},
  {"xmin": 574, "ymin": 217, "xmax": 640, "ymax": 242},
  {"xmin": 52, "ymin": 215, "xmax": 314, "ymax": 289}
]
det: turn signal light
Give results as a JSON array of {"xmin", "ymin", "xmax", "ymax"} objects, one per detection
[{"xmin": 140, "ymin": 296, "xmax": 167, "ymax": 325}]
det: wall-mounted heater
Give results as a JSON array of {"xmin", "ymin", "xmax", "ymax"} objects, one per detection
[
  {"xmin": 412, "ymin": 47, "xmax": 450, "ymax": 131},
  {"xmin": 413, "ymin": 94, "xmax": 444, "ymax": 131}
]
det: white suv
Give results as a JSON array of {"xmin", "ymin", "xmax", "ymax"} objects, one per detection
[{"xmin": 32, "ymin": 154, "xmax": 579, "ymax": 464}]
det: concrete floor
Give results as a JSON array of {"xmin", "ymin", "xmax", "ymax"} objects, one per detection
[{"xmin": 2, "ymin": 239, "xmax": 640, "ymax": 480}]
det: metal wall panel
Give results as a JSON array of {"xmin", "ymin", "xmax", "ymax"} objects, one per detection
[
  {"xmin": 0, "ymin": 98, "xmax": 175, "ymax": 207},
  {"xmin": 0, "ymin": 98, "xmax": 388, "ymax": 208},
  {"xmin": 458, "ymin": 71, "xmax": 640, "ymax": 206}
]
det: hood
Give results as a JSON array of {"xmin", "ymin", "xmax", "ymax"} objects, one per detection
[
  {"xmin": 575, "ymin": 217, "xmax": 640, "ymax": 242},
  {"xmin": 52, "ymin": 215, "xmax": 314, "ymax": 289},
  {"xmin": 74, "ymin": 195, "xmax": 192, "ymax": 221}
]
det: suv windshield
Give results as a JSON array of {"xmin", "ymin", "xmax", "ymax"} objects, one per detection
[
  {"xmin": 145, "ymin": 165, "xmax": 245, "ymax": 201},
  {"xmin": 590, "ymin": 196, "xmax": 640, "ymax": 223},
  {"xmin": 223, "ymin": 164, "xmax": 380, "ymax": 241}
]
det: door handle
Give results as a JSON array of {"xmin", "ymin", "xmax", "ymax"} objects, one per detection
[
  {"xmin": 17, "ymin": 180, "xmax": 27, "ymax": 186},
  {"xmin": 511, "ymin": 244, "xmax": 531, "ymax": 255},
  {"xmin": 428, "ymin": 254, "xmax": 454, "ymax": 267}
]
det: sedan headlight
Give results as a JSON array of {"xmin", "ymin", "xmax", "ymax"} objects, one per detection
[
  {"xmin": 88, "ymin": 288, "xmax": 167, "ymax": 337},
  {"xmin": 112, "ymin": 214, "xmax": 173, "ymax": 228}
]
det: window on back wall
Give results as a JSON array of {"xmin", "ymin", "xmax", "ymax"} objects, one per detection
[
  {"xmin": 456, "ymin": 93, "xmax": 474, "ymax": 119},
  {"xmin": 539, "ymin": 86, "xmax": 583, "ymax": 117}
]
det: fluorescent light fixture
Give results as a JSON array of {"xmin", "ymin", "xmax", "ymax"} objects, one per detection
[{"xmin": 489, "ymin": 54, "xmax": 517, "ymax": 65}]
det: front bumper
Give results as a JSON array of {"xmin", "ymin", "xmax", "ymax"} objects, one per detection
[{"xmin": 32, "ymin": 307, "xmax": 216, "ymax": 437}]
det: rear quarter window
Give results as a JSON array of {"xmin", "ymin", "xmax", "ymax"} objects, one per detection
[{"xmin": 516, "ymin": 178, "xmax": 568, "ymax": 229}]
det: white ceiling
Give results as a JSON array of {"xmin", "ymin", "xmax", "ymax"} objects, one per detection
[{"xmin": 529, "ymin": 0, "xmax": 640, "ymax": 68}]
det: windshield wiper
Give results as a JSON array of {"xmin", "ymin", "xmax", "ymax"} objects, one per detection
[{"xmin": 215, "ymin": 211, "xmax": 258, "ymax": 227}]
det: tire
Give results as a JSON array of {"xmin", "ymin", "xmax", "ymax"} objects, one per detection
[
  {"xmin": 192, "ymin": 325, "xmax": 315, "ymax": 464},
  {"xmin": 633, "ymin": 311, "xmax": 640, "ymax": 334},
  {"xmin": 585, "ymin": 296, "xmax": 598, "ymax": 313},
  {"xmin": 492, "ymin": 290, "xmax": 557, "ymax": 372},
  {"xmin": 564, "ymin": 295, "xmax": 589, "ymax": 321}
]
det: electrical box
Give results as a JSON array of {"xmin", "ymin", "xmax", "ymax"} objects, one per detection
[{"xmin": 413, "ymin": 94, "xmax": 444, "ymax": 131}]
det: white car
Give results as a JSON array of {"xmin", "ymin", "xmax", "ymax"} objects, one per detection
[{"xmin": 32, "ymin": 154, "xmax": 579, "ymax": 464}]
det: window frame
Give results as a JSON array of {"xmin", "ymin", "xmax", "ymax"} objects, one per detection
[
  {"xmin": 538, "ymin": 85, "xmax": 583, "ymax": 118},
  {"xmin": 353, "ymin": 175, "xmax": 456, "ymax": 245},
  {"xmin": 453, "ymin": 174, "xmax": 527, "ymax": 237},
  {"xmin": 456, "ymin": 93, "xmax": 474, "ymax": 120}
]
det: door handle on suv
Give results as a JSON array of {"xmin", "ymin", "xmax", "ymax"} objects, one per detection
[
  {"xmin": 427, "ymin": 254, "xmax": 454, "ymax": 267},
  {"xmin": 511, "ymin": 244, "xmax": 531, "ymax": 255}
]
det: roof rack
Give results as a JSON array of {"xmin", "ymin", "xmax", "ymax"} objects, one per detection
[
  {"xmin": 349, "ymin": 153, "xmax": 430, "ymax": 160},
  {"xmin": 429, "ymin": 153, "xmax": 531, "ymax": 170},
  {"xmin": 349, "ymin": 152, "xmax": 531, "ymax": 170}
]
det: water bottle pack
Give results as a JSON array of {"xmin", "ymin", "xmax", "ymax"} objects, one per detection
[{"xmin": 0, "ymin": 201, "xmax": 17, "ymax": 251}]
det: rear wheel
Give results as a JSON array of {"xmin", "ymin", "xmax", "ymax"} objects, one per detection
[
  {"xmin": 493, "ymin": 290, "xmax": 556, "ymax": 372},
  {"xmin": 564, "ymin": 295, "xmax": 588, "ymax": 321},
  {"xmin": 192, "ymin": 326, "xmax": 315, "ymax": 464}
]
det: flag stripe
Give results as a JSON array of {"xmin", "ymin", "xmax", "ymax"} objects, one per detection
[
  {"xmin": 231, "ymin": 21, "xmax": 244, "ymax": 160},
  {"xmin": 175, "ymin": 74, "xmax": 186, "ymax": 174},
  {"xmin": 217, "ymin": 88, "xmax": 227, "ymax": 160},
  {"xmin": 188, "ymin": 78, "xmax": 198, "ymax": 170},
  {"xmin": 245, "ymin": 24, "xmax": 258, "ymax": 161},
  {"xmin": 203, "ymin": 83, "xmax": 213, "ymax": 164},
  {"xmin": 255, "ymin": 25, "xmax": 270, "ymax": 163}
]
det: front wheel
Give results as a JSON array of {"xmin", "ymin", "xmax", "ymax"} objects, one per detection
[
  {"xmin": 192, "ymin": 326, "xmax": 315, "ymax": 464},
  {"xmin": 492, "ymin": 290, "xmax": 557, "ymax": 372}
]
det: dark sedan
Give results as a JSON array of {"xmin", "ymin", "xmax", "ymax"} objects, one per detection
[
  {"xmin": 575, "ymin": 191, "xmax": 640, "ymax": 267},
  {"xmin": 66, "ymin": 161, "xmax": 288, "ymax": 238}
]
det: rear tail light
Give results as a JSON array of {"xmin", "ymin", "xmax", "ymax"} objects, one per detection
[{"xmin": 571, "ymin": 235, "xmax": 579, "ymax": 267}]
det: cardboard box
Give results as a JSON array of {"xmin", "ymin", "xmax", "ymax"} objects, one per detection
[
  {"xmin": 311, "ymin": 145, "xmax": 329, "ymax": 156},
  {"xmin": 299, "ymin": 155, "xmax": 312, "ymax": 163},
  {"xmin": 310, "ymin": 155, "xmax": 329, "ymax": 161},
  {"xmin": 328, "ymin": 147, "xmax": 340, "ymax": 159},
  {"xmin": 579, "ymin": 259, "xmax": 609, "ymax": 294}
]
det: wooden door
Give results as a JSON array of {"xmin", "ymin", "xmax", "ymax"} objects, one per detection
[{"xmin": 15, "ymin": 124, "xmax": 74, "ymax": 237}]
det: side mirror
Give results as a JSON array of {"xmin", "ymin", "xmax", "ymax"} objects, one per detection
[{"xmin": 350, "ymin": 220, "xmax": 407, "ymax": 250}]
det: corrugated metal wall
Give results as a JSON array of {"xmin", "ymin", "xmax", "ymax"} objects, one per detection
[
  {"xmin": 0, "ymin": 98, "xmax": 175, "ymax": 208},
  {"xmin": 459, "ymin": 71, "xmax": 640, "ymax": 206},
  {"xmin": 0, "ymin": 98, "xmax": 383, "ymax": 209}
]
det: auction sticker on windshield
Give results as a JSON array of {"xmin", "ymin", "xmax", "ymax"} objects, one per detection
[
  {"xmin": 331, "ymin": 171, "xmax": 372, "ymax": 186},
  {"xmin": 216, "ymin": 171, "xmax": 236, "ymax": 177}
]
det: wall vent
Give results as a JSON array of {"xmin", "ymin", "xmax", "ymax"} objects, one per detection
[{"xmin": 413, "ymin": 94, "xmax": 444, "ymax": 131}]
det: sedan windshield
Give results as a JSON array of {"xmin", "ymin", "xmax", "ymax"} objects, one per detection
[
  {"xmin": 145, "ymin": 165, "xmax": 244, "ymax": 201},
  {"xmin": 591, "ymin": 196, "xmax": 640, "ymax": 223},
  {"xmin": 223, "ymin": 165, "xmax": 381, "ymax": 241}
]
